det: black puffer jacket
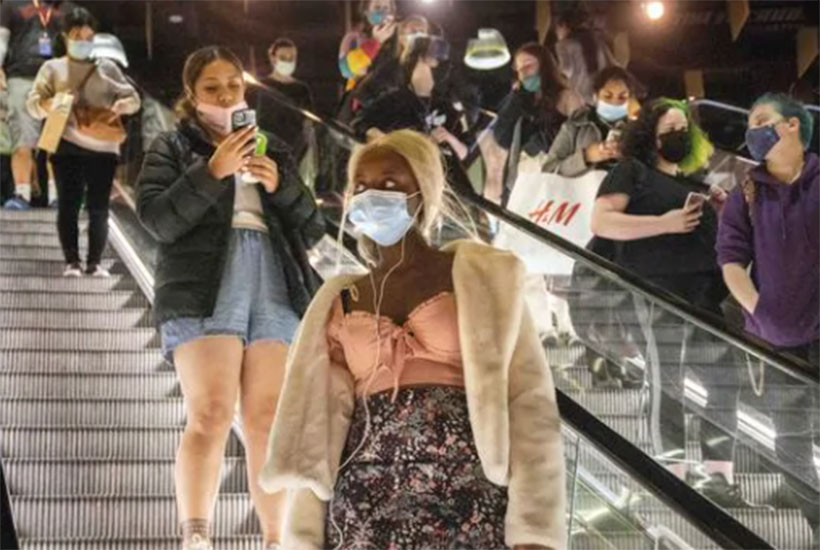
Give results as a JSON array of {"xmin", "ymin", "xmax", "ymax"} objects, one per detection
[{"xmin": 136, "ymin": 120, "xmax": 325, "ymax": 325}]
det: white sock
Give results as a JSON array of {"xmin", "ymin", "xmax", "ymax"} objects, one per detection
[
  {"xmin": 16, "ymin": 183, "xmax": 31, "ymax": 202},
  {"xmin": 48, "ymin": 180, "xmax": 57, "ymax": 202}
]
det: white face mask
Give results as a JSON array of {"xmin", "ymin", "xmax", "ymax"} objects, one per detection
[
  {"xmin": 67, "ymin": 38, "xmax": 94, "ymax": 61},
  {"xmin": 195, "ymin": 100, "xmax": 248, "ymax": 136},
  {"xmin": 348, "ymin": 189, "xmax": 420, "ymax": 247},
  {"xmin": 275, "ymin": 60, "xmax": 296, "ymax": 77}
]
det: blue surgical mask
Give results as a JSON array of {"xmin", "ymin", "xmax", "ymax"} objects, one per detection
[
  {"xmin": 348, "ymin": 189, "xmax": 417, "ymax": 247},
  {"xmin": 745, "ymin": 123, "xmax": 781, "ymax": 162},
  {"xmin": 596, "ymin": 100, "xmax": 628, "ymax": 122},
  {"xmin": 522, "ymin": 74, "xmax": 541, "ymax": 93},
  {"xmin": 367, "ymin": 10, "xmax": 387, "ymax": 26},
  {"xmin": 67, "ymin": 39, "xmax": 94, "ymax": 61}
]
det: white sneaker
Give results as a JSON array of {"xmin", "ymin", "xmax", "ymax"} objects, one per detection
[
  {"xmin": 85, "ymin": 264, "xmax": 111, "ymax": 278},
  {"xmin": 63, "ymin": 263, "xmax": 83, "ymax": 278},
  {"xmin": 182, "ymin": 534, "xmax": 213, "ymax": 550}
]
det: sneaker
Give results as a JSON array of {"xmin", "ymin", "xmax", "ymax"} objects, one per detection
[
  {"xmin": 85, "ymin": 264, "xmax": 111, "ymax": 278},
  {"xmin": 182, "ymin": 534, "xmax": 213, "ymax": 550},
  {"xmin": 694, "ymin": 473, "xmax": 751, "ymax": 508},
  {"xmin": 63, "ymin": 263, "xmax": 83, "ymax": 278},
  {"xmin": 3, "ymin": 195, "xmax": 30, "ymax": 210}
]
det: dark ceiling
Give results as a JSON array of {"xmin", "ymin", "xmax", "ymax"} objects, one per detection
[{"xmin": 82, "ymin": 0, "xmax": 819, "ymax": 115}]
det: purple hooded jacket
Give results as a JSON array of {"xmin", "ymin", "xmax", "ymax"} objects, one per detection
[{"xmin": 716, "ymin": 153, "xmax": 819, "ymax": 348}]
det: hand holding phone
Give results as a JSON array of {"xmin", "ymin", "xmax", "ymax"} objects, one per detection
[
  {"xmin": 231, "ymin": 108, "xmax": 268, "ymax": 184},
  {"xmin": 684, "ymin": 192, "xmax": 709, "ymax": 211}
]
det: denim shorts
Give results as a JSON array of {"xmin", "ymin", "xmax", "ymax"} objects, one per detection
[{"xmin": 160, "ymin": 228, "xmax": 301, "ymax": 363}]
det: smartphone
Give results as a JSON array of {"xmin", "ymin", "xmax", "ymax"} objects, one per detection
[
  {"xmin": 684, "ymin": 192, "xmax": 709, "ymax": 210},
  {"xmin": 231, "ymin": 108, "xmax": 257, "ymax": 132},
  {"xmin": 605, "ymin": 128, "xmax": 622, "ymax": 143}
]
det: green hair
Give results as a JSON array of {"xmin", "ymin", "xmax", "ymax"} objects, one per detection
[
  {"xmin": 657, "ymin": 98, "xmax": 713, "ymax": 174},
  {"xmin": 622, "ymin": 97, "xmax": 714, "ymax": 175},
  {"xmin": 752, "ymin": 92, "xmax": 814, "ymax": 149}
]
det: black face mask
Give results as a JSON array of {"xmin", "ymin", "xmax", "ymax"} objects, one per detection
[{"xmin": 658, "ymin": 130, "xmax": 691, "ymax": 163}]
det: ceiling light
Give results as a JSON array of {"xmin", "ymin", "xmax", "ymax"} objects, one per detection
[
  {"xmin": 644, "ymin": 2, "xmax": 665, "ymax": 21},
  {"xmin": 464, "ymin": 28, "xmax": 510, "ymax": 71}
]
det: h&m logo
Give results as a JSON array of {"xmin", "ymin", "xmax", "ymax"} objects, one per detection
[{"xmin": 528, "ymin": 200, "xmax": 581, "ymax": 226}]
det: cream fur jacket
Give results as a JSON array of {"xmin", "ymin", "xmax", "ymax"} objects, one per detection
[{"xmin": 259, "ymin": 240, "xmax": 566, "ymax": 549}]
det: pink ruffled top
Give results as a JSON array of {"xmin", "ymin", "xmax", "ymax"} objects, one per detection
[{"xmin": 327, "ymin": 291, "xmax": 464, "ymax": 397}]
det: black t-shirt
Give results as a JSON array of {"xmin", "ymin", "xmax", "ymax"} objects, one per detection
[
  {"xmin": 596, "ymin": 157, "xmax": 718, "ymax": 277},
  {"xmin": 250, "ymin": 77, "xmax": 314, "ymax": 157},
  {"xmin": 1, "ymin": 0, "xmax": 74, "ymax": 78},
  {"xmin": 492, "ymin": 89, "xmax": 565, "ymax": 156}
]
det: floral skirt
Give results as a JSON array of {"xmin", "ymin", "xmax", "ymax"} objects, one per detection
[{"xmin": 325, "ymin": 386, "xmax": 509, "ymax": 550}]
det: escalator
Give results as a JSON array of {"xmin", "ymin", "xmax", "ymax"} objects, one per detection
[{"xmin": 1, "ymin": 87, "xmax": 817, "ymax": 549}]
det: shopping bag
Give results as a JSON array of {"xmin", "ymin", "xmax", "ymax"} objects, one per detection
[{"xmin": 494, "ymin": 169, "xmax": 606, "ymax": 276}]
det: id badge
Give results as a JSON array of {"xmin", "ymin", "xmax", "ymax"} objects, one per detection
[{"xmin": 38, "ymin": 34, "xmax": 53, "ymax": 58}]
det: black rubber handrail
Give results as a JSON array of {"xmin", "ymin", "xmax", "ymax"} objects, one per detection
[{"xmin": 0, "ymin": 460, "xmax": 20, "ymax": 550}]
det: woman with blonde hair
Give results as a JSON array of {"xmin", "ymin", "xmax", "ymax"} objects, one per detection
[{"xmin": 260, "ymin": 129, "xmax": 566, "ymax": 549}]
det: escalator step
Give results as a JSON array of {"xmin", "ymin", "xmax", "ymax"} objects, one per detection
[
  {"xmin": 0, "ymin": 350, "xmax": 168, "ymax": 373},
  {"xmin": 0, "ymin": 328, "xmax": 158, "ymax": 350},
  {"xmin": 0, "ymin": 399, "xmax": 186, "ymax": 426},
  {"xmin": 568, "ymin": 531, "xmax": 656, "ymax": 550},
  {"xmin": 19, "ymin": 537, "xmax": 264, "ymax": 550},
  {"xmin": 0, "ymin": 308, "xmax": 149, "ymax": 330},
  {"xmin": 563, "ymin": 389, "xmax": 647, "ymax": 415},
  {"xmin": 12, "ymin": 494, "xmax": 258, "ymax": 539},
  {"xmin": 0, "ymin": 274, "xmax": 137, "ymax": 293},
  {"xmin": 0, "ymin": 222, "xmax": 57, "ymax": 235},
  {"xmin": 0, "ymin": 427, "xmax": 244, "ymax": 459},
  {"xmin": 0, "ymin": 373, "xmax": 179, "ymax": 399},
  {"xmin": 0, "ymin": 259, "xmax": 124, "ymax": 277},
  {"xmin": 5, "ymin": 457, "xmax": 248, "ymax": 495},
  {"xmin": 2, "ymin": 233, "xmax": 76, "ymax": 247},
  {"xmin": 0, "ymin": 209, "xmax": 60, "ymax": 222},
  {"xmin": 0, "ymin": 245, "xmax": 117, "ymax": 261},
  {"xmin": 640, "ymin": 508, "xmax": 813, "ymax": 550},
  {"xmin": 0, "ymin": 290, "xmax": 145, "ymax": 310}
]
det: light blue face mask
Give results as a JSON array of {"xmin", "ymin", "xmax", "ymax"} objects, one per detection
[
  {"xmin": 367, "ymin": 10, "xmax": 387, "ymax": 26},
  {"xmin": 522, "ymin": 74, "xmax": 541, "ymax": 93},
  {"xmin": 596, "ymin": 100, "xmax": 628, "ymax": 122},
  {"xmin": 67, "ymin": 39, "xmax": 94, "ymax": 61},
  {"xmin": 348, "ymin": 189, "xmax": 418, "ymax": 247}
]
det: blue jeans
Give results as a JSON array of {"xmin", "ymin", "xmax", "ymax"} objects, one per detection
[{"xmin": 160, "ymin": 228, "xmax": 301, "ymax": 363}]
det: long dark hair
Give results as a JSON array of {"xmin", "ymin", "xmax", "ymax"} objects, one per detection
[
  {"xmin": 175, "ymin": 46, "xmax": 244, "ymax": 120},
  {"xmin": 514, "ymin": 42, "xmax": 569, "ymax": 114}
]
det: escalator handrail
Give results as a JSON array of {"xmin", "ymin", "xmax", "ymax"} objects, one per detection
[
  {"xmin": 558, "ymin": 392, "xmax": 773, "ymax": 550},
  {"xmin": 690, "ymin": 98, "xmax": 820, "ymax": 116},
  {"xmin": 0, "ymin": 459, "xmax": 19, "ymax": 549},
  {"xmin": 114, "ymin": 87, "xmax": 801, "ymax": 549},
  {"xmin": 257, "ymin": 89, "xmax": 817, "ymax": 385}
]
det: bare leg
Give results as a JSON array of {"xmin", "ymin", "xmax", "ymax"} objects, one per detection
[
  {"xmin": 173, "ymin": 336, "xmax": 244, "ymax": 544},
  {"xmin": 239, "ymin": 340, "xmax": 289, "ymax": 545}
]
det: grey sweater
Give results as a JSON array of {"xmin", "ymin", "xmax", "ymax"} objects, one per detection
[
  {"xmin": 26, "ymin": 56, "xmax": 140, "ymax": 154},
  {"xmin": 541, "ymin": 106, "xmax": 605, "ymax": 177}
]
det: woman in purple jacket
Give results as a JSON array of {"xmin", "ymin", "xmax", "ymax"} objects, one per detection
[{"xmin": 717, "ymin": 92, "xmax": 819, "ymax": 546}]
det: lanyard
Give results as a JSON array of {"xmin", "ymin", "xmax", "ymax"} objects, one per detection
[{"xmin": 32, "ymin": 0, "xmax": 54, "ymax": 29}]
